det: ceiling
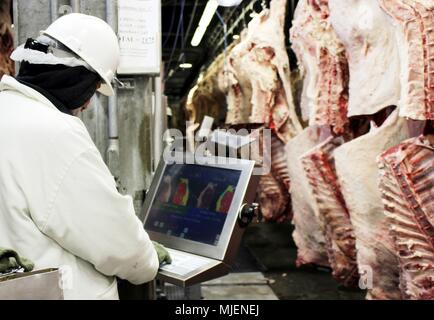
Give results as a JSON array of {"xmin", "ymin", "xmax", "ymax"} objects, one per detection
[{"xmin": 161, "ymin": 0, "xmax": 298, "ymax": 98}]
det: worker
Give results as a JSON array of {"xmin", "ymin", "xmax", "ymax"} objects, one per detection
[{"xmin": 0, "ymin": 13, "xmax": 170, "ymax": 300}]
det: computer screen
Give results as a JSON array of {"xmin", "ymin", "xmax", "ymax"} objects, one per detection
[{"xmin": 144, "ymin": 163, "xmax": 242, "ymax": 246}]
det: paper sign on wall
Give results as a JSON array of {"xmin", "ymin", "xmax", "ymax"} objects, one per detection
[{"xmin": 117, "ymin": 0, "xmax": 161, "ymax": 75}]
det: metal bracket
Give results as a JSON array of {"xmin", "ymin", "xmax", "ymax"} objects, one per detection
[{"xmin": 116, "ymin": 78, "xmax": 136, "ymax": 90}]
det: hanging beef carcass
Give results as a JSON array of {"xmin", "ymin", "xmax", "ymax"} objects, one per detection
[
  {"xmin": 188, "ymin": 45, "xmax": 237, "ymax": 127},
  {"xmin": 224, "ymin": 0, "xmax": 302, "ymax": 142},
  {"xmin": 191, "ymin": 75, "xmax": 225, "ymax": 127},
  {"xmin": 378, "ymin": 135, "xmax": 434, "ymax": 300},
  {"xmin": 257, "ymin": 172, "xmax": 290, "ymax": 222},
  {"xmin": 375, "ymin": 0, "xmax": 434, "ymax": 300},
  {"xmin": 328, "ymin": 0, "xmax": 401, "ymax": 117},
  {"xmin": 0, "ymin": 0, "xmax": 14, "ymax": 78},
  {"xmin": 290, "ymin": 0, "xmax": 349, "ymax": 134},
  {"xmin": 334, "ymin": 109, "xmax": 425, "ymax": 299},
  {"xmin": 224, "ymin": 29, "xmax": 254, "ymax": 126},
  {"xmin": 288, "ymin": 0, "xmax": 357, "ymax": 275},
  {"xmin": 222, "ymin": 0, "xmax": 302, "ymax": 221},
  {"xmin": 379, "ymin": 0, "xmax": 434, "ymax": 120},
  {"xmin": 286, "ymin": 125, "xmax": 332, "ymax": 267},
  {"xmin": 258, "ymin": 131, "xmax": 293, "ymax": 222},
  {"xmin": 185, "ymin": 44, "xmax": 239, "ymax": 151},
  {"xmin": 301, "ymin": 136, "xmax": 359, "ymax": 287},
  {"xmin": 326, "ymin": 0, "xmax": 416, "ymax": 298}
]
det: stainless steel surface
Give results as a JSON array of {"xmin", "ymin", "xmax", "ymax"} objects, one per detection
[
  {"xmin": 157, "ymin": 261, "xmax": 229, "ymax": 288},
  {"xmin": 0, "ymin": 269, "xmax": 63, "ymax": 300}
]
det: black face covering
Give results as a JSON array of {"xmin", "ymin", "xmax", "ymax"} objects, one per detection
[{"xmin": 15, "ymin": 38, "xmax": 101, "ymax": 115}]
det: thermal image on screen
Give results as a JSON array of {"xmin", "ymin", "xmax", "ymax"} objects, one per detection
[
  {"xmin": 216, "ymin": 185, "xmax": 235, "ymax": 214},
  {"xmin": 145, "ymin": 164, "xmax": 242, "ymax": 246},
  {"xmin": 172, "ymin": 178, "xmax": 190, "ymax": 206}
]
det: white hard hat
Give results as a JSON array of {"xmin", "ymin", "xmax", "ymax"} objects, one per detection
[{"xmin": 42, "ymin": 13, "xmax": 120, "ymax": 96}]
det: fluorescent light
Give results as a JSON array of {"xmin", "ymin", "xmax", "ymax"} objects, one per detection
[
  {"xmin": 179, "ymin": 63, "xmax": 193, "ymax": 69},
  {"xmin": 232, "ymin": 34, "xmax": 240, "ymax": 40},
  {"xmin": 191, "ymin": 26, "xmax": 207, "ymax": 47},
  {"xmin": 191, "ymin": 0, "xmax": 219, "ymax": 47},
  {"xmin": 198, "ymin": 0, "xmax": 219, "ymax": 28},
  {"xmin": 216, "ymin": 0, "xmax": 243, "ymax": 7}
]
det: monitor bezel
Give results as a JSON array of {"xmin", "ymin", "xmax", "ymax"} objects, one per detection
[{"xmin": 142, "ymin": 152, "xmax": 255, "ymax": 261}]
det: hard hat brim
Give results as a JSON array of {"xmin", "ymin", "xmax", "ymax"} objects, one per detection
[{"xmin": 98, "ymin": 81, "xmax": 115, "ymax": 96}]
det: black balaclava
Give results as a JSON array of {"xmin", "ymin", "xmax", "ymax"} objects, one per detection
[{"xmin": 16, "ymin": 38, "xmax": 101, "ymax": 115}]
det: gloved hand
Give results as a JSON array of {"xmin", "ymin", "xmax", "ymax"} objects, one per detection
[
  {"xmin": 0, "ymin": 248, "xmax": 34, "ymax": 274},
  {"xmin": 152, "ymin": 241, "xmax": 172, "ymax": 266}
]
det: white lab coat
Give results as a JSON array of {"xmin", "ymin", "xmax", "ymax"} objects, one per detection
[{"xmin": 0, "ymin": 75, "xmax": 159, "ymax": 300}]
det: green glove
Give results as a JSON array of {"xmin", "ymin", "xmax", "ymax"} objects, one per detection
[
  {"xmin": 152, "ymin": 241, "xmax": 172, "ymax": 265},
  {"xmin": 0, "ymin": 248, "xmax": 34, "ymax": 273}
]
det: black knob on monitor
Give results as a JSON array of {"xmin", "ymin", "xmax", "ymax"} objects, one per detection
[{"xmin": 238, "ymin": 203, "xmax": 259, "ymax": 228}]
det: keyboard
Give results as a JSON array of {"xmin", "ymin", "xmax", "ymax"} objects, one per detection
[{"xmin": 160, "ymin": 248, "xmax": 216, "ymax": 276}]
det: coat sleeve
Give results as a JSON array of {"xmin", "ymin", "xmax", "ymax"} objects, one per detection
[{"xmin": 40, "ymin": 147, "xmax": 159, "ymax": 285}]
